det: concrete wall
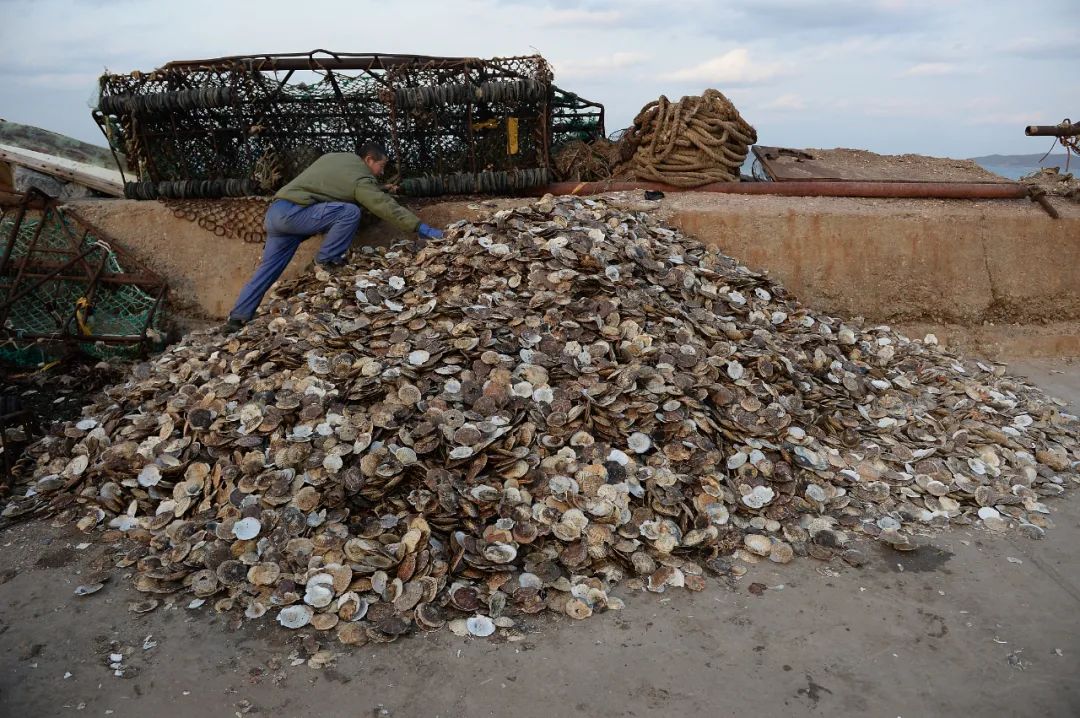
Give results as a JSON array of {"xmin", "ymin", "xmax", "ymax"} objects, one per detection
[
  {"xmin": 65, "ymin": 199, "xmax": 512, "ymax": 322},
  {"xmin": 61, "ymin": 194, "xmax": 1079, "ymax": 359},
  {"xmin": 663, "ymin": 194, "xmax": 1080, "ymax": 325}
]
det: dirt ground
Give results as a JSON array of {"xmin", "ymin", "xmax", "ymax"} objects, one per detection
[
  {"xmin": 756, "ymin": 147, "xmax": 1010, "ymax": 183},
  {"xmin": 0, "ymin": 358, "xmax": 1076, "ymax": 717}
]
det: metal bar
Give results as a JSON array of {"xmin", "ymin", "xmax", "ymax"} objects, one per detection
[
  {"xmin": 135, "ymin": 115, "xmax": 162, "ymax": 182},
  {"xmin": 361, "ymin": 67, "xmax": 391, "ymax": 89},
  {"xmin": 0, "ymin": 330, "xmax": 148, "ymax": 345},
  {"xmin": 2, "ymin": 205, "xmax": 51, "ymax": 321},
  {"xmin": 165, "ymin": 54, "xmax": 480, "ymax": 72},
  {"xmin": 1029, "ymin": 191, "xmax": 1061, "ymax": 219},
  {"xmin": 49, "ymin": 200, "xmax": 100, "ymax": 279},
  {"xmin": 247, "ymin": 69, "xmax": 295, "ymax": 135},
  {"xmin": 1026, "ymin": 124, "xmax": 1080, "ymax": 137},
  {"xmin": 324, "ymin": 69, "xmax": 362, "ymax": 148},
  {"xmin": 0, "ymin": 191, "xmax": 48, "ymax": 209},
  {"xmin": 4, "ymin": 247, "xmax": 83, "ymax": 256},
  {"xmin": 92, "ymin": 110, "xmax": 130, "ymax": 183},
  {"xmin": 0, "ymin": 244, "xmax": 99, "ymax": 316},
  {"xmin": 0, "ymin": 270, "xmax": 160, "ymax": 287},
  {"xmin": 140, "ymin": 283, "xmax": 168, "ymax": 356},
  {"xmin": 0, "ymin": 196, "xmax": 30, "ymax": 278},
  {"xmin": 466, "ymin": 89, "xmax": 477, "ymax": 174},
  {"xmin": 541, "ymin": 87, "xmax": 551, "ymax": 168},
  {"xmin": 82, "ymin": 252, "xmax": 111, "ymax": 304},
  {"xmin": 527, "ymin": 180, "xmax": 1031, "ymax": 200}
]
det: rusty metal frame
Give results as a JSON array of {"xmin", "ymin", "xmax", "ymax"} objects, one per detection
[
  {"xmin": 95, "ymin": 50, "xmax": 605, "ymax": 198},
  {"xmin": 0, "ymin": 189, "xmax": 167, "ymax": 355}
]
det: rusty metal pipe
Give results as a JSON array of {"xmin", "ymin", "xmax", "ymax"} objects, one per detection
[
  {"xmin": 527, "ymin": 180, "xmax": 1029, "ymax": 200},
  {"xmin": 1025, "ymin": 124, "xmax": 1080, "ymax": 137},
  {"xmin": 0, "ymin": 331, "xmax": 148, "ymax": 345},
  {"xmin": 165, "ymin": 53, "xmax": 477, "ymax": 73}
]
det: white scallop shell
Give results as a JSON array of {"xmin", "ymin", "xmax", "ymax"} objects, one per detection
[
  {"xmin": 466, "ymin": 615, "xmax": 496, "ymax": 637},
  {"xmin": 627, "ymin": 432, "xmax": 652, "ymax": 453},
  {"xmin": 232, "ymin": 517, "xmax": 262, "ymax": 540},
  {"xmin": 277, "ymin": 605, "xmax": 313, "ymax": 629},
  {"xmin": 741, "ymin": 486, "xmax": 775, "ymax": 509},
  {"xmin": 137, "ymin": 464, "xmax": 161, "ymax": 487}
]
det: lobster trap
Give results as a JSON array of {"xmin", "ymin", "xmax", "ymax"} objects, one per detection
[
  {"xmin": 0, "ymin": 189, "xmax": 167, "ymax": 366},
  {"xmin": 94, "ymin": 51, "xmax": 605, "ymax": 199}
]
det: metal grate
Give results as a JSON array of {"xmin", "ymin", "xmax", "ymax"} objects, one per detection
[
  {"xmin": 0, "ymin": 190, "xmax": 167, "ymax": 366},
  {"xmin": 94, "ymin": 51, "xmax": 605, "ymax": 198}
]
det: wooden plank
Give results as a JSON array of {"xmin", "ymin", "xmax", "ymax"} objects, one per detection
[{"xmin": 0, "ymin": 143, "xmax": 124, "ymax": 197}]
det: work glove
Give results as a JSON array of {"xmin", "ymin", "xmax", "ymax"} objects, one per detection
[{"xmin": 417, "ymin": 223, "xmax": 444, "ymax": 240}]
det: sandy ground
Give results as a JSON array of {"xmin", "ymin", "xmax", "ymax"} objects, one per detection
[
  {"xmin": 757, "ymin": 147, "xmax": 1008, "ymax": 183},
  {"xmin": 1, "ymin": 359, "xmax": 1078, "ymax": 718}
]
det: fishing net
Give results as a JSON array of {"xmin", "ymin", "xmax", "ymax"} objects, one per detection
[
  {"xmin": 94, "ymin": 53, "xmax": 605, "ymax": 199},
  {"xmin": 0, "ymin": 198, "xmax": 165, "ymax": 366}
]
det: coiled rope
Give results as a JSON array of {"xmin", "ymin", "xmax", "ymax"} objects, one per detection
[{"xmin": 616, "ymin": 89, "xmax": 757, "ymax": 187}]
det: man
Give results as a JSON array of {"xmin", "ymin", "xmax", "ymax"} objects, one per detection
[{"xmin": 227, "ymin": 143, "xmax": 443, "ymax": 327}]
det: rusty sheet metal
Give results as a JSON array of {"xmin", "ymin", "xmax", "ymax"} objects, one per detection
[{"xmin": 751, "ymin": 146, "xmax": 1008, "ymax": 183}]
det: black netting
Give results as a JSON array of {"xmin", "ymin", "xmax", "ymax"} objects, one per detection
[{"xmin": 95, "ymin": 53, "xmax": 605, "ymax": 198}]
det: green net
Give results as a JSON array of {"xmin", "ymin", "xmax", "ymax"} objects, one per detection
[{"xmin": 0, "ymin": 209, "xmax": 164, "ymax": 366}]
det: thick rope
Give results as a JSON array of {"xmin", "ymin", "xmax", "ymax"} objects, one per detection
[{"xmin": 616, "ymin": 89, "xmax": 757, "ymax": 187}]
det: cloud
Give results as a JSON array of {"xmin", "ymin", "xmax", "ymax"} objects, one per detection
[
  {"xmin": 661, "ymin": 49, "xmax": 786, "ymax": 85},
  {"xmin": 554, "ymin": 52, "xmax": 648, "ymax": 79},
  {"xmin": 1, "ymin": 0, "xmax": 1075, "ymax": 157},
  {"xmin": 760, "ymin": 93, "xmax": 807, "ymax": 111},
  {"xmin": 9, "ymin": 72, "xmax": 102, "ymax": 91},
  {"xmin": 1001, "ymin": 37, "xmax": 1080, "ymax": 60},
  {"xmin": 852, "ymin": 96, "xmax": 948, "ymax": 119},
  {"xmin": 965, "ymin": 112, "xmax": 1046, "ymax": 127},
  {"xmin": 539, "ymin": 8, "xmax": 624, "ymax": 26},
  {"xmin": 900, "ymin": 62, "xmax": 963, "ymax": 77},
  {"xmin": 729, "ymin": 0, "xmax": 937, "ymax": 34}
]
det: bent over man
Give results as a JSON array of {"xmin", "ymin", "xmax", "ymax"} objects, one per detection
[{"xmin": 228, "ymin": 143, "xmax": 443, "ymax": 327}]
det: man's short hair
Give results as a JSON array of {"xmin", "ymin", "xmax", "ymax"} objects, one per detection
[{"xmin": 358, "ymin": 142, "xmax": 389, "ymax": 161}]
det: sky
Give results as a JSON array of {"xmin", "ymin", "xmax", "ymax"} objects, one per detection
[{"xmin": 0, "ymin": 0, "xmax": 1077, "ymax": 158}]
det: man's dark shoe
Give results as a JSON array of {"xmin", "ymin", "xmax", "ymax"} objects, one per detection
[
  {"xmin": 220, "ymin": 316, "xmax": 246, "ymax": 333},
  {"xmin": 315, "ymin": 259, "xmax": 348, "ymax": 275}
]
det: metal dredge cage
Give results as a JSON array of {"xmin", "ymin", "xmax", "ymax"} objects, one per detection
[
  {"xmin": 94, "ymin": 51, "xmax": 606, "ymax": 199},
  {"xmin": 0, "ymin": 191, "xmax": 166, "ymax": 366}
]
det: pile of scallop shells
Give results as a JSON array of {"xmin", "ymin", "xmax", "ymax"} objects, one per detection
[{"xmin": 7, "ymin": 195, "xmax": 1078, "ymax": 645}]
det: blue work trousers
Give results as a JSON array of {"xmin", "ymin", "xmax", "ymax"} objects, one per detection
[{"xmin": 229, "ymin": 199, "xmax": 361, "ymax": 321}]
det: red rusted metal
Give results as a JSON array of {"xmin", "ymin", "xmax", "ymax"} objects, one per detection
[
  {"xmin": 0, "ymin": 190, "xmax": 167, "ymax": 357},
  {"xmin": 5, "ymin": 331, "xmax": 151, "ymax": 345},
  {"xmin": 164, "ymin": 52, "xmax": 481, "ymax": 73},
  {"xmin": 528, "ymin": 180, "xmax": 1030, "ymax": 200}
]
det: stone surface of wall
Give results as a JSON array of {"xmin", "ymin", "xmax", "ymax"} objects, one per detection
[
  {"xmin": 64, "ymin": 194, "xmax": 1079, "ymax": 345},
  {"xmin": 65, "ymin": 199, "xmax": 507, "ymax": 322},
  {"xmin": 663, "ymin": 194, "xmax": 1079, "ymax": 325}
]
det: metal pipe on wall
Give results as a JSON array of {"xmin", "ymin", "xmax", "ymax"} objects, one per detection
[{"xmin": 528, "ymin": 180, "xmax": 1030, "ymax": 200}]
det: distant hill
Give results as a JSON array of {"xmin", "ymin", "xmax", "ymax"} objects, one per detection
[
  {"xmin": 0, "ymin": 119, "xmax": 124, "ymax": 170},
  {"xmin": 969, "ymin": 153, "xmax": 1074, "ymax": 180},
  {"xmin": 968, "ymin": 153, "xmax": 1072, "ymax": 168}
]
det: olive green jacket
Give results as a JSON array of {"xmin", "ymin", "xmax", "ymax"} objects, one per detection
[{"xmin": 275, "ymin": 153, "xmax": 421, "ymax": 233}]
